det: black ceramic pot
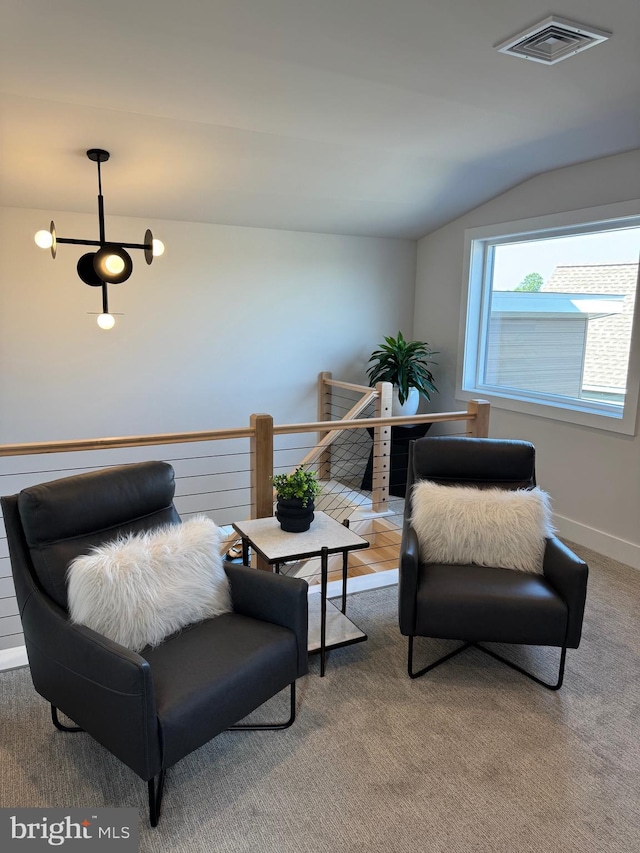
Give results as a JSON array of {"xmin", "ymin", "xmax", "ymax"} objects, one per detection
[{"xmin": 275, "ymin": 497, "xmax": 315, "ymax": 533}]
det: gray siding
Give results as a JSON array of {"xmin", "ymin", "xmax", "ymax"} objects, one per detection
[{"xmin": 486, "ymin": 316, "xmax": 587, "ymax": 396}]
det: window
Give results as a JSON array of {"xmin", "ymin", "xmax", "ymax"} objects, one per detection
[{"xmin": 458, "ymin": 202, "xmax": 640, "ymax": 434}]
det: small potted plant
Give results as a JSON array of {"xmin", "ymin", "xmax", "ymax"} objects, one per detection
[
  {"xmin": 271, "ymin": 466, "xmax": 321, "ymax": 532},
  {"xmin": 366, "ymin": 331, "xmax": 438, "ymax": 416}
]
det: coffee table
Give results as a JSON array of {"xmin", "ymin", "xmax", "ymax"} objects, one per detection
[{"xmin": 231, "ymin": 511, "xmax": 369, "ymax": 676}]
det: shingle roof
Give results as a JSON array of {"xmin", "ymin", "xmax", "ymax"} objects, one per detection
[{"xmin": 543, "ymin": 264, "xmax": 638, "ymax": 390}]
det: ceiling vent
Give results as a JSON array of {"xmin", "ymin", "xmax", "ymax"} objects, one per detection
[{"xmin": 495, "ymin": 16, "xmax": 611, "ymax": 65}]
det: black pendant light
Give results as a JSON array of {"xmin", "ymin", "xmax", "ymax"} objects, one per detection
[{"xmin": 34, "ymin": 149, "xmax": 165, "ymax": 330}]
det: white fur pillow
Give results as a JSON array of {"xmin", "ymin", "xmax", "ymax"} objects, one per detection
[
  {"xmin": 411, "ymin": 482, "xmax": 554, "ymax": 574},
  {"xmin": 67, "ymin": 515, "xmax": 232, "ymax": 652}
]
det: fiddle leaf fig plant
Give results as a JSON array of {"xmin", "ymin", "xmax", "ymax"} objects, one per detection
[
  {"xmin": 271, "ymin": 466, "xmax": 321, "ymax": 507},
  {"xmin": 366, "ymin": 331, "xmax": 438, "ymax": 404}
]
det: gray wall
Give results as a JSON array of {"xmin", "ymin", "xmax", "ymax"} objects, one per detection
[
  {"xmin": 415, "ymin": 149, "xmax": 640, "ymax": 568},
  {"xmin": 0, "ymin": 208, "xmax": 416, "ymax": 442},
  {"xmin": 0, "ymin": 208, "xmax": 416, "ymax": 651}
]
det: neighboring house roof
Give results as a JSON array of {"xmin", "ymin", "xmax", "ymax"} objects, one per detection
[
  {"xmin": 543, "ymin": 264, "xmax": 638, "ymax": 391},
  {"xmin": 492, "ymin": 291, "xmax": 623, "ymax": 318}
]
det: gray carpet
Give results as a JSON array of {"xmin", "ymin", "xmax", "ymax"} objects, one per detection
[{"xmin": 1, "ymin": 542, "xmax": 639, "ymax": 852}]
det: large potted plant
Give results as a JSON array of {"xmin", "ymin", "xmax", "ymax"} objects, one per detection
[
  {"xmin": 271, "ymin": 466, "xmax": 321, "ymax": 532},
  {"xmin": 366, "ymin": 331, "xmax": 438, "ymax": 416}
]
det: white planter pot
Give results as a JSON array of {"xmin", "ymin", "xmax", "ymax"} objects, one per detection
[{"xmin": 392, "ymin": 386, "xmax": 420, "ymax": 417}]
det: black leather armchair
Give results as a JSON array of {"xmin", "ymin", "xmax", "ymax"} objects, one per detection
[
  {"xmin": 1, "ymin": 462, "xmax": 308, "ymax": 826},
  {"xmin": 399, "ymin": 436, "xmax": 588, "ymax": 690}
]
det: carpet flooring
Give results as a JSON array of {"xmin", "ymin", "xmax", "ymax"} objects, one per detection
[{"xmin": 1, "ymin": 542, "xmax": 639, "ymax": 852}]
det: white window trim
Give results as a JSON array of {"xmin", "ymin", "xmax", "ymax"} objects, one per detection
[{"xmin": 456, "ymin": 200, "xmax": 640, "ymax": 435}]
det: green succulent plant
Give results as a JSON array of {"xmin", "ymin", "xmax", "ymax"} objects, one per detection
[
  {"xmin": 366, "ymin": 331, "xmax": 438, "ymax": 404},
  {"xmin": 271, "ymin": 466, "xmax": 321, "ymax": 507}
]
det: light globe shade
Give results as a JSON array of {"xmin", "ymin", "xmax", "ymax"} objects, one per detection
[
  {"xmin": 152, "ymin": 239, "xmax": 165, "ymax": 257},
  {"xmin": 93, "ymin": 245, "xmax": 132, "ymax": 284},
  {"xmin": 97, "ymin": 313, "xmax": 116, "ymax": 330},
  {"xmin": 34, "ymin": 230, "xmax": 53, "ymax": 249},
  {"xmin": 104, "ymin": 254, "xmax": 126, "ymax": 275}
]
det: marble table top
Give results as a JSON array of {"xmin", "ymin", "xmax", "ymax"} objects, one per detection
[{"xmin": 232, "ymin": 511, "xmax": 368, "ymax": 563}]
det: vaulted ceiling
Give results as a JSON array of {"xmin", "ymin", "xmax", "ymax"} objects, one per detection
[{"xmin": 2, "ymin": 0, "xmax": 639, "ymax": 238}]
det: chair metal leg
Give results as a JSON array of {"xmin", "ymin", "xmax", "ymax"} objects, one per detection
[
  {"xmin": 227, "ymin": 681, "xmax": 297, "ymax": 731},
  {"xmin": 408, "ymin": 636, "xmax": 472, "ymax": 679},
  {"xmin": 51, "ymin": 705, "xmax": 84, "ymax": 732},
  {"xmin": 474, "ymin": 643, "xmax": 567, "ymax": 691},
  {"xmin": 148, "ymin": 769, "xmax": 166, "ymax": 828},
  {"xmin": 146, "ymin": 682, "xmax": 296, "ymax": 826},
  {"xmin": 52, "ymin": 704, "xmax": 167, "ymax": 827},
  {"xmin": 408, "ymin": 637, "xmax": 568, "ymax": 690}
]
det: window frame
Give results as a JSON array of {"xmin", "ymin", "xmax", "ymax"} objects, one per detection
[{"xmin": 456, "ymin": 200, "xmax": 640, "ymax": 435}]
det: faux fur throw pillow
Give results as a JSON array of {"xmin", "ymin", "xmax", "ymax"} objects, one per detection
[
  {"xmin": 67, "ymin": 515, "xmax": 232, "ymax": 652},
  {"xmin": 411, "ymin": 482, "xmax": 554, "ymax": 574}
]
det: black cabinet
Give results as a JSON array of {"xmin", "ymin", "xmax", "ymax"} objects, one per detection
[{"xmin": 361, "ymin": 423, "xmax": 431, "ymax": 498}]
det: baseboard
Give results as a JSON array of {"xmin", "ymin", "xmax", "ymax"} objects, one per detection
[
  {"xmin": 308, "ymin": 568, "xmax": 398, "ymax": 599},
  {"xmin": 0, "ymin": 645, "xmax": 28, "ymax": 673},
  {"xmin": 348, "ymin": 507, "xmax": 395, "ymax": 521},
  {"xmin": 554, "ymin": 514, "xmax": 640, "ymax": 570},
  {"xmin": 3, "ymin": 526, "xmax": 633, "ymax": 675},
  {"xmin": 1, "ymin": 573, "xmax": 399, "ymax": 673}
]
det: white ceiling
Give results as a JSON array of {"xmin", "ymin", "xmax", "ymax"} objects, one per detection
[{"xmin": 1, "ymin": 0, "xmax": 639, "ymax": 239}]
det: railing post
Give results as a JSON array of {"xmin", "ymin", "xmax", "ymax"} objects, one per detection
[
  {"xmin": 250, "ymin": 413, "xmax": 274, "ymax": 519},
  {"xmin": 317, "ymin": 371, "xmax": 332, "ymax": 481},
  {"xmin": 467, "ymin": 400, "xmax": 490, "ymax": 437},
  {"xmin": 250, "ymin": 413, "xmax": 274, "ymax": 571},
  {"xmin": 372, "ymin": 381, "xmax": 392, "ymax": 513}
]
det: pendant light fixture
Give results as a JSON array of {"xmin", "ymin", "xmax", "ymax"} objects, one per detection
[{"xmin": 34, "ymin": 149, "xmax": 165, "ymax": 330}]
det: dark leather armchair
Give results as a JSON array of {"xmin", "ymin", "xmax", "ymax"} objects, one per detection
[
  {"xmin": 399, "ymin": 436, "xmax": 588, "ymax": 690},
  {"xmin": 1, "ymin": 461, "xmax": 308, "ymax": 826}
]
